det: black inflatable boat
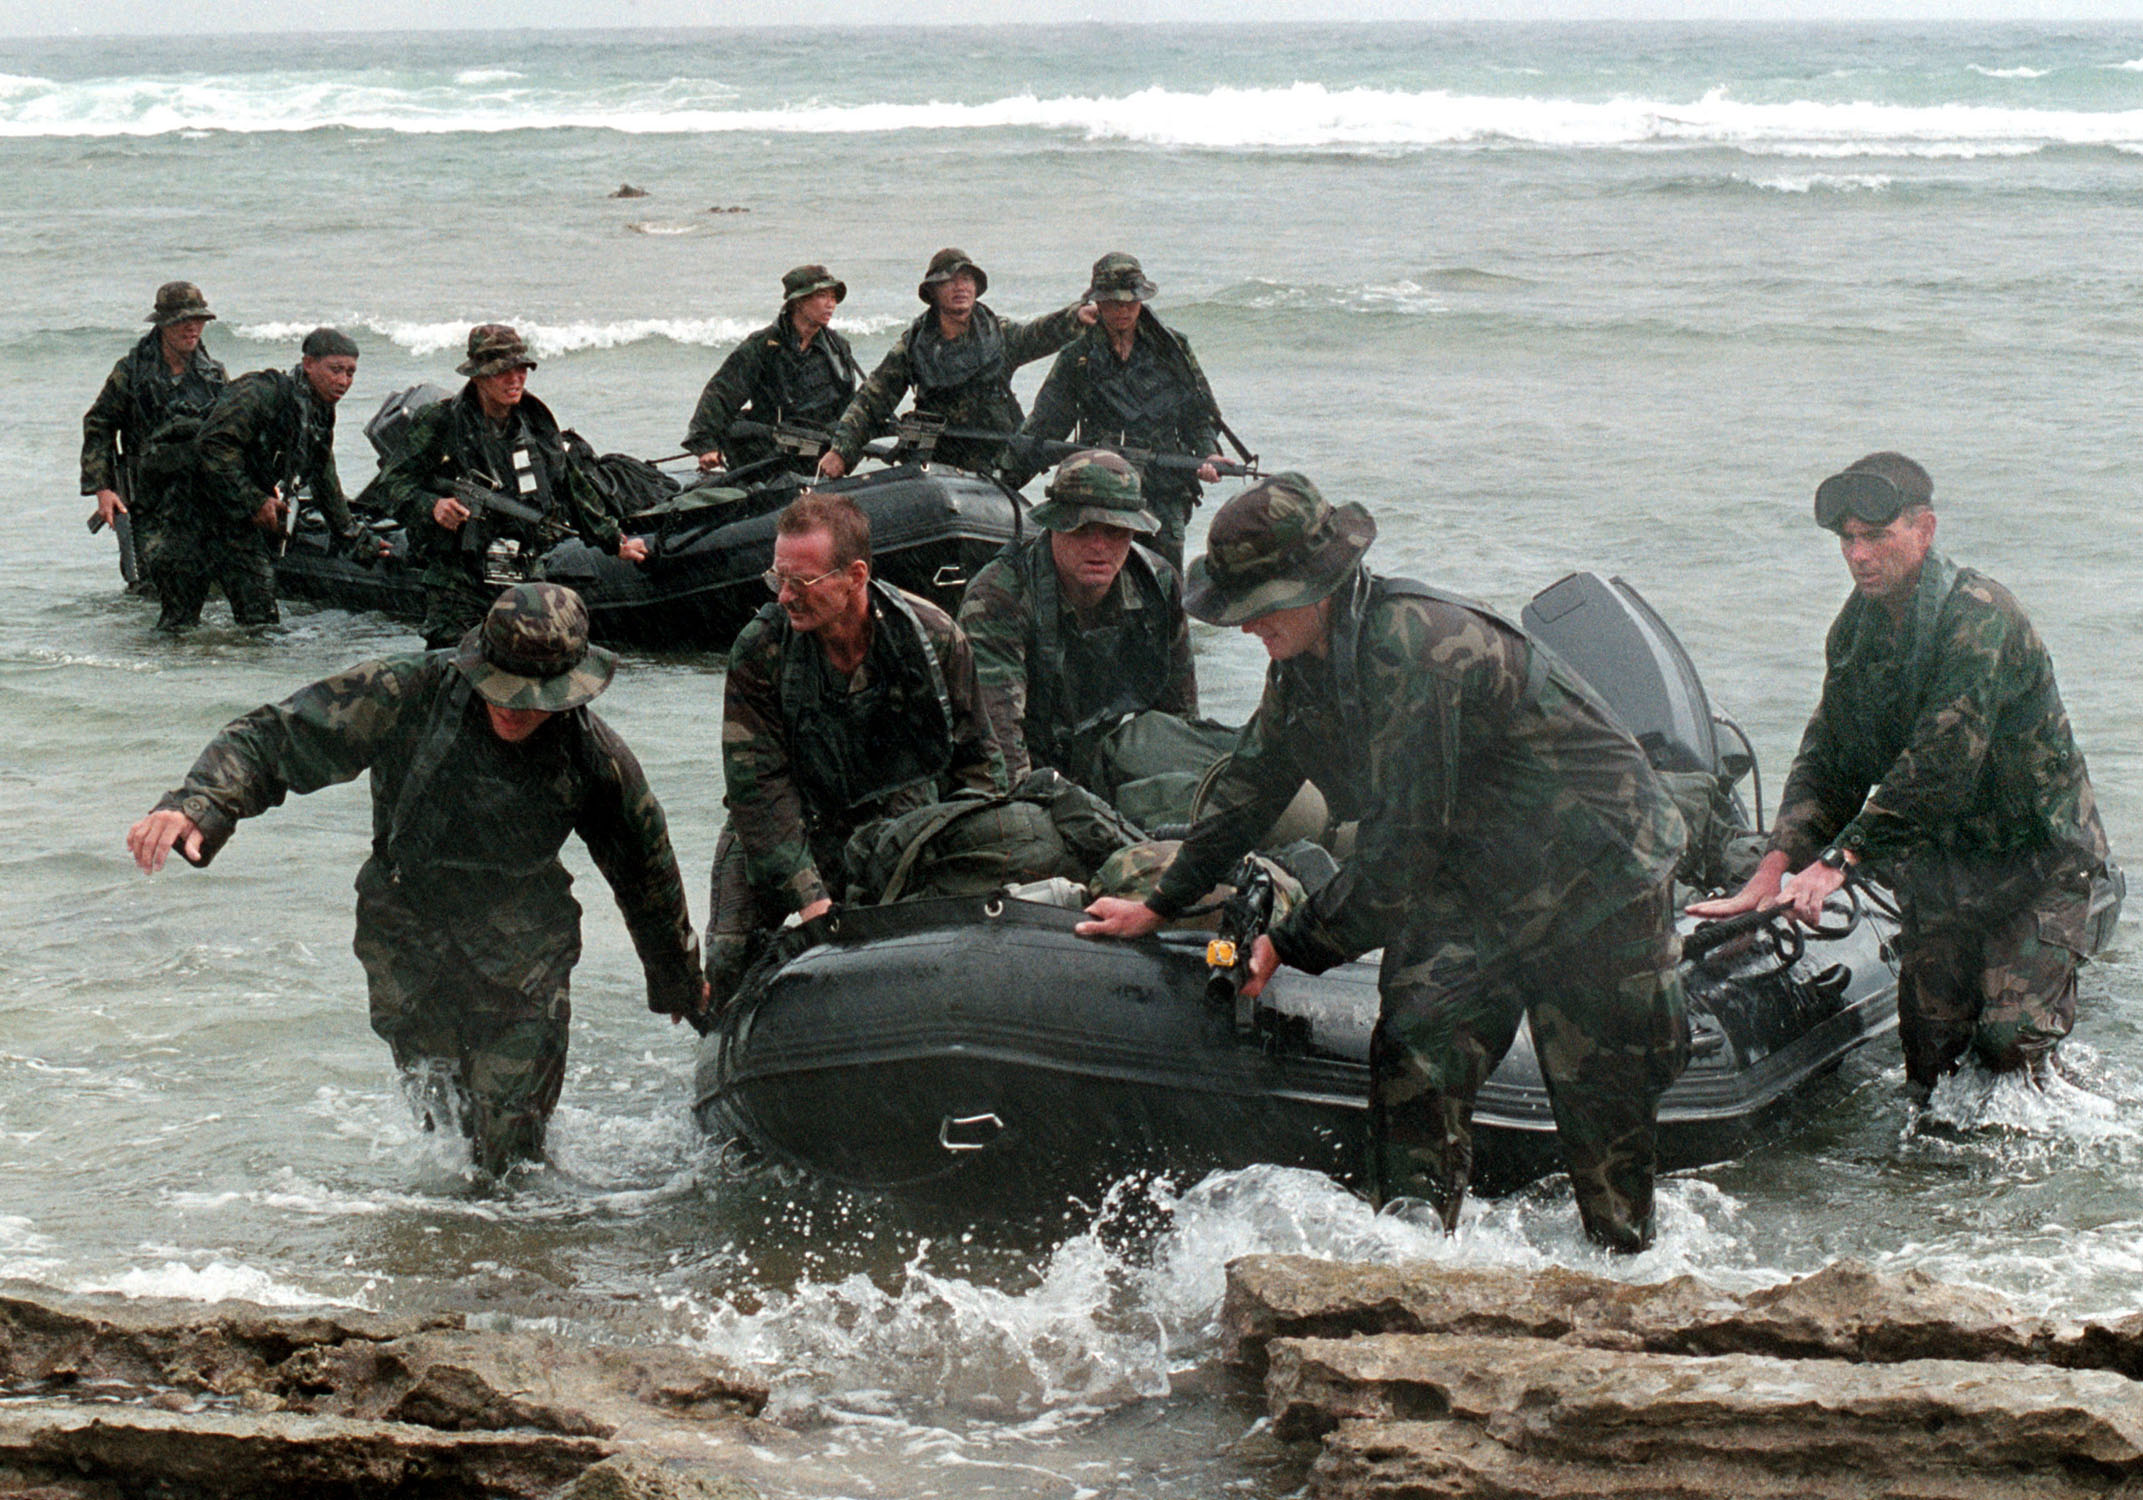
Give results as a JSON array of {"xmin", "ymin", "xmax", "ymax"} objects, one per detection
[
  {"xmin": 692, "ymin": 887, "xmax": 1900, "ymax": 1199},
  {"xmin": 274, "ymin": 462, "xmax": 1021, "ymax": 649},
  {"xmin": 269, "ymin": 388, "xmax": 1024, "ymax": 649},
  {"xmin": 696, "ymin": 572, "xmax": 2125, "ymax": 1200}
]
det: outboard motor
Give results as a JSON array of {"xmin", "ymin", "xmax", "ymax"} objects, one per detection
[
  {"xmin": 1522, "ymin": 571, "xmax": 1723, "ymax": 775},
  {"xmin": 363, "ymin": 383, "xmax": 452, "ymax": 467}
]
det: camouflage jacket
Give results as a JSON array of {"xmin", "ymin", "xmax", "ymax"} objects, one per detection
[
  {"xmin": 80, "ymin": 331, "xmax": 227, "ymax": 498},
  {"xmin": 1149, "ymin": 571, "xmax": 1686, "ymax": 971},
  {"xmin": 1771, "ymin": 551, "xmax": 2107, "ymax": 888},
  {"xmin": 958, "ymin": 535, "xmax": 1196, "ymax": 783},
  {"xmin": 192, "ymin": 367, "xmax": 359, "ymax": 537},
  {"xmin": 373, "ymin": 385, "xmax": 623, "ymax": 581},
  {"xmin": 1002, "ymin": 312, "xmax": 1221, "ymax": 495},
  {"xmin": 154, "ymin": 652, "xmax": 701, "ymax": 1012},
  {"xmin": 681, "ymin": 314, "xmax": 861, "ymax": 466},
  {"xmin": 827, "ymin": 302, "xmax": 1086, "ymax": 472},
  {"xmin": 723, "ymin": 580, "xmax": 1005, "ymax": 913}
]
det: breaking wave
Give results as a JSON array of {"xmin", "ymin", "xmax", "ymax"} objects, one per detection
[
  {"xmin": 4, "ymin": 73, "xmax": 2143, "ymax": 157},
  {"xmin": 228, "ymin": 312, "xmax": 907, "ymax": 359}
]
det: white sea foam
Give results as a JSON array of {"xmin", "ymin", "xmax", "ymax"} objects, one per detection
[
  {"xmin": 1740, "ymin": 171, "xmax": 1894, "ymax": 193},
  {"xmin": 453, "ymin": 68, "xmax": 525, "ymax": 86},
  {"xmin": 3, "ymin": 75, "xmax": 2140, "ymax": 158},
  {"xmin": 0, "ymin": 1215, "xmax": 61, "ymax": 1283},
  {"xmin": 1969, "ymin": 65, "xmax": 2051, "ymax": 79},
  {"xmin": 74, "ymin": 1258, "xmax": 341, "ymax": 1307},
  {"xmin": 680, "ymin": 1163, "xmax": 1766, "ymax": 1428}
]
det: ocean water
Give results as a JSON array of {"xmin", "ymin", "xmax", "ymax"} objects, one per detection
[{"xmin": 4, "ymin": 22, "xmax": 2143, "ymax": 1495}]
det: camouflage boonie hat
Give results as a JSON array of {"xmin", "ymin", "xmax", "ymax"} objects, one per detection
[
  {"xmin": 147, "ymin": 281, "xmax": 215, "ymax": 326},
  {"xmin": 781, "ymin": 264, "xmax": 847, "ymax": 305},
  {"xmin": 1028, "ymin": 449, "xmax": 1160, "ymax": 534},
  {"xmin": 1085, "ymin": 252, "xmax": 1156, "ymax": 304},
  {"xmin": 453, "ymin": 583, "xmax": 617, "ymax": 712},
  {"xmin": 1184, "ymin": 473, "xmax": 1377, "ymax": 626},
  {"xmin": 457, "ymin": 323, "xmax": 538, "ymax": 378},
  {"xmin": 1092, "ymin": 840, "xmax": 1183, "ymax": 903},
  {"xmin": 917, "ymin": 247, "xmax": 988, "ymax": 303}
]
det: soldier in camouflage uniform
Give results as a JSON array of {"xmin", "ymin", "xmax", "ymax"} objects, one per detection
[
  {"xmin": 683, "ymin": 265, "xmax": 863, "ymax": 476},
  {"xmin": 958, "ymin": 450, "xmax": 1197, "ymax": 787},
  {"xmin": 126, "ymin": 583, "xmax": 706, "ymax": 1176},
  {"xmin": 1079, "ymin": 476, "xmax": 1689, "ymax": 1252},
  {"xmin": 816, "ymin": 248, "xmax": 1096, "ymax": 481},
  {"xmin": 709, "ymin": 491, "xmax": 1005, "ymax": 1005},
  {"xmin": 80, "ymin": 281, "xmax": 229, "ymax": 591},
  {"xmin": 1691, "ymin": 453, "xmax": 2108, "ymax": 1097},
  {"xmin": 1002, "ymin": 254, "xmax": 1230, "ymax": 572},
  {"xmin": 372, "ymin": 324, "xmax": 652, "ymax": 648},
  {"xmin": 155, "ymin": 327, "xmax": 375, "ymax": 632}
]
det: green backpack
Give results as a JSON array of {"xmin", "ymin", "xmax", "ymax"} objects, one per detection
[{"xmin": 843, "ymin": 769, "xmax": 1144, "ymax": 905}]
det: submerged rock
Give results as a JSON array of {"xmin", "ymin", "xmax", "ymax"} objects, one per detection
[
  {"xmin": 610, "ymin": 183, "xmax": 649, "ymax": 198},
  {"xmin": 1226, "ymin": 1255, "xmax": 2143, "ymax": 1499}
]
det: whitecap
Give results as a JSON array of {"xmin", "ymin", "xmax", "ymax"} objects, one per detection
[
  {"xmin": 626, "ymin": 221, "xmax": 697, "ymax": 236},
  {"xmin": 1969, "ymin": 65, "xmax": 2051, "ymax": 80},
  {"xmin": 5, "ymin": 76, "xmax": 2141, "ymax": 158},
  {"xmin": 1738, "ymin": 171, "xmax": 1893, "ymax": 193},
  {"xmin": 453, "ymin": 67, "xmax": 525, "ymax": 85}
]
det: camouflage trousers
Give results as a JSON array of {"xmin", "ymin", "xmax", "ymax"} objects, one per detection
[
  {"xmin": 1368, "ymin": 880, "xmax": 1689, "ymax": 1253},
  {"xmin": 421, "ymin": 571, "xmax": 517, "ymax": 650},
  {"xmin": 155, "ymin": 516, "xmax": 279, "ymax": 630},
  {"xmin": 124, "ymin": 494, "xmax": 169, "ymax": 594},
  {"xmin": 355, "ymin": 921, "xmax": 572, "ymax": 1176},
  {"xmin": 1896, "ymin": 858, "xmax": 2093, "ymax": 1091},
  {"xmin": 1142, "ymin": 485, "xmax": 1196, "ymax": 577},
  {"xmin": 704, "ymin": 823, "xmax": 792, "ymax": 1011}
]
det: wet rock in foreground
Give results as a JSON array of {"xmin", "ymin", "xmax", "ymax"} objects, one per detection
[
  {"xmin": 0, "ymin": 1289, "xmax": 768, "ymax": 1498},
  {"xmin": 1225, "ymin": 1255, "xmax": 2143, "ymax": 1500}
]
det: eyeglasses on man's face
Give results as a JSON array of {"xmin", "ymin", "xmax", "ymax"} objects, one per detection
[{"xmin": 762, "ymin": 565, "xmax": 843, "ymax": 595}]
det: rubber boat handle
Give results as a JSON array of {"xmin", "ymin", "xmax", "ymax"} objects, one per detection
[
  {"xmin": 939, "ymin": 1113, "xmax": 1004, "ymax": 1152},
  {"xmin": 1683, "ymin": 906, "xmax": 1782, "ymax": 961}
]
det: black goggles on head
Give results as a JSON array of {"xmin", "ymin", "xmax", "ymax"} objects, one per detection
[{"xmin": 1813, "ymin": 469, "xmax": 1919, "ymax": 531}]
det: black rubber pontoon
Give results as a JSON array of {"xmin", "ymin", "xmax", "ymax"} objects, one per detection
[
  {"xmin": 692, "ymin": 571, "xmax": 1987, "ymax": 1200},
  {"xmin": 270, "ymin": 388, "xmax": 1024, "ymax": 649}
]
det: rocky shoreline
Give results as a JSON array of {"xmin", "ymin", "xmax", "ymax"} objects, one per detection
[
  {"xmin": 1223, "ymin": 1255, "xmax": 2143, "ymax": 1498},
  {"xmin": 10, "ymin": 1256, "xmax": 2143, "ymax": 1498},
  {"xmin": 0, "ymin": 1291, "xmax": 768, "ymax": 1498}
]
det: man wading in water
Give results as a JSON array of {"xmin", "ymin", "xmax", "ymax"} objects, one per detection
[
  {"xmin": 1078, "ymin": 476, "xmax": 1690, "ymax": 1252},
  {"xmin": 126, "ymin": 583, "xmax": 708, "ymax": 1175},
  {"xmin": 1690, "ymin": 452, "xmax": 2108, "ymax": 1101}
]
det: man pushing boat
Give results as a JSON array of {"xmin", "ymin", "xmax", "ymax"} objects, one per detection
[
  {"xmin": 1689, "ymin": 453, "xmax": 2109, "ymax": 1101},
  {"xmin": 1077, "ymin": 476, "xmax": 1691, "ymax": 1252}
]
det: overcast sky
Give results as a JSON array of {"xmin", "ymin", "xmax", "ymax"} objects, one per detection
[{"xmin": 10, "ymin": 0, "xmax": 2143, "ymax": 38}]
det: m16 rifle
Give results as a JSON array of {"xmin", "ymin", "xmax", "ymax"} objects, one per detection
[
  {"xmin": 725, "ymin": 418, "xmax": 836, "ymax": 462},
  {"xmin": 1205, "ymin": 856, "xmax": 1279, "ymax": 1039},
  {"xmin": 448, "ymin": 476, "xmax": 550, "ymax": 584},
  {"xmin": 880, "ymin": 418, "xmax": 1261, "ymax": 480}
]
